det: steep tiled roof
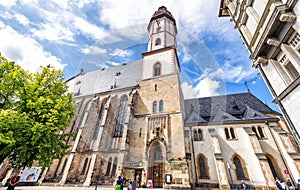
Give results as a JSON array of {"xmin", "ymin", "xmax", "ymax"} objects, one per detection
[
  {"xmin": 184, "ymin": 92, "xmax": 278, "ymax": 124},
  {"xmin": 67, "ymin": 60, "xmax": 142, "ymax": 96}
]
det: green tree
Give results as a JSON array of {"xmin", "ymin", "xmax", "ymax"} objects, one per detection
[{"xmin": 0, "ymin": 54, "xmax": 76, "ymax": 169}]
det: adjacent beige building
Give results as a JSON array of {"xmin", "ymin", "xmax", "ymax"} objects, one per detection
[{"xmin": 219, "ymin": 0, "xmax": 300, "ymax": 146}]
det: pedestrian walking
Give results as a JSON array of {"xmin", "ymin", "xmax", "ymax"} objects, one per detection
[{"xmin": 115, "ymin": 176, "xmax": 123, "ymax": 190}]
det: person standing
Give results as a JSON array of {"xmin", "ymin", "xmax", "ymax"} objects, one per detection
[
  {"xmin": 120, "ymin": 174, "xmax": 126, "ymax": 190},
  {"xmin": 7, "ymin": 172, "xmax": 20, "ymax": 190},
  {"xmin": 136, "ymin": 174, "xmax": 140, "ymax": 188}
]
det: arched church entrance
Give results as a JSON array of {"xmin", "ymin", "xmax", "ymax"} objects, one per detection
[{"xmin": 148, "ymin": 141, "xmax": 164, "ymax": 188}]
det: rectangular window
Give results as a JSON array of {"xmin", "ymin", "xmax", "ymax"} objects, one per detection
[
  {"xmin": 277, "ymin": 53, "xmax": 299, "ymax": 83},
  {"xmin": 284, "ymin": 61, "xmax": 299, "ymax": 80},
  {"xmin": 225, "ymin": 127, "xmax": 237, "ymax": 140}
]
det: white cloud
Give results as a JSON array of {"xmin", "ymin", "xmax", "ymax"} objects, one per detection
[
  {"xmin": 31, "ymin": 22, "xmax": 75, "ymax": 42},
  {"xmin": 180, "ymin": 45, "xmax": 192, "ymax": 63},
  {"xmin": 14, "ymin": 14, "xmax": 30, "ymax": 26},
  {"xmin": 106, "ymin": 61, "xmax": 121, "ymax": 66},
  {"xmin": 0, "ymin": 24, "xmax": 65, "ymax": 73},
  {"xmin": 0, "ymin": 0, "xmax": 17, "ymax": 7},
  {"xmin": 72, "ymin": 16, "xmax": 107, "ymax": 40},
  {"xmin": 181, "ymin": 82, "xmax": 197, "ymax": 99},
  {"xmin": 110, "ymin": 49, "xmax": 132, "ymax": 57},
  {"xmin": 194, "ymin": 77, "xmax": 221, "ymax": 98},
  {"xmin": 82, "ymin": 46, "xmax": 107, "ymax": 54},
  {"xmin": 182, "ymin": 77, "xmax": 221, "ymax": 99}
]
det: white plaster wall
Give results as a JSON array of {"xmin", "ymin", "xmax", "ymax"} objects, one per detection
[
  {"xmin": 281, "ymin": 85, "xmax": 300, "ymax": 137},
  {"xmin": 152, "ymin": 33, "xmax": 165, "ymax": 51},
  {"xmin": 193, "ymin": 127, "xmax": 218, "ymax": 181},
  {"xmin": 216, "ymin": 124, "xmax": 267, "ymax": 186},
  {"xmin": 246, "ymin": 16, "xmax": 257, "ymax": 35},
  {"xmin": 142, "ymin": 50, "xmax": 175, "ymax": 80},
  {"xmin": 262, "ymin": 61, "xmax": 287, "ymax": 95},
  {"xmin": 252, "ymin": 0, "xmax": 266, "ymax": 17},
  {"xmin": 165, "ymin": 33, "xmax": 175, "ymax": 47}
]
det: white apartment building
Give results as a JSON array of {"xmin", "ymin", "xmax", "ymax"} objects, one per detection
[{"xmin": 219, "ymin": 0, "xmax": 300, "ymax": 146}]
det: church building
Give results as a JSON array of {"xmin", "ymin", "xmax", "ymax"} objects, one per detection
[{"xmin": 1, "ymin": 6, "xmax": 299, "ymax": 190}]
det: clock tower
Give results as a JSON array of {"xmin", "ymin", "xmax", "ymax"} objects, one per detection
[{"xmin": 130, "ymin": 6, "xmax": 190, "ymax": 189}]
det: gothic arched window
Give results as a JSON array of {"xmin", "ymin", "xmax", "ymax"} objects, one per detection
[
  {"xmin": 234, "ymin": 156, "xmax": 246, "ymax": 180},
  {"xmin": 153, "ymin": 62, "xmax": 161, "ymax": 77},
  {"xmin": 114, "ymin": 96, "xmax": 128, "ymax": 137},
  {"xmin": 225, "ymin": 128, "xmax": 230, "ymax": 139},
  {"xmin": 153, "ymin": 101, "xmax": 157, "ymax": 113},
  {"xmin": 111, "ymin": 157, "xmax": 118, "ymax": 176},
  {"xmin": 198, "ymin": 155, "xmax": 209, "ymax": 179},
  {"xmin": 266, "ymin": 155, "xmax": 279, "ymax": 180},
  {"xmin": 93, "ymin": 101, "xmax": 106, "ymax": 139},
  {"xmin": 60, "ymin": 158, "xmax": 68, "ymax": 175},
  {"xmin": 194, "ymin": 130, "xmax": 198, "ymax": 141},
  {"xmin": 198, "ymin": 129, "xmax": 203, "ymax": 140},
  {"xmin": 81, "ymin": 158, "xmax": 89, "ymax": 175},
  {"xmin": 258, "ymin": 126, "xmax": 265, "ymax": 139},
  {"xmin": 159, "ymin": 100, "xmax": 163, "ymax": 112},
  {"xmin": 105, "ymin": 157, "xmax": 112, "ymax": 176},
  {"xmin": 230, "ymin": 128, "xmax": 236, "ymax": 139},
  {"xmin": 252, "ymin": 126, "xmax": 259, "ymax": 138}
]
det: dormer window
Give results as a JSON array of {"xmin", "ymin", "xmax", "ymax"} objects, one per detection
[{"xmin": 153, "ymin": 62, "xmax": 161, "ymax": 77}]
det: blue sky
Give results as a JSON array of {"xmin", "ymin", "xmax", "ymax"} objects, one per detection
[{"xmin": 0, "ymin": 0, "xmax": 280, "ymax": 112}]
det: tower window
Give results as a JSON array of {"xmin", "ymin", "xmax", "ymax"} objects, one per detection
[
  {"xmin": 153, "ymin": 101, "xmax": 157, "ymax": 113},
  {"xmin": 153, "ymin": 62, "xmax": 161, "ymax": 77},
  {"xmin": 159, "ymin": 100, "xmax": 163, "ymax": 112},
  {"xmin": 155, "ymin": 38, "xmax": 161, "ymax": 45}
]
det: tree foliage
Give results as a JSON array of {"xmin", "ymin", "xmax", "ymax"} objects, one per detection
[{"xmin": 0, "ymin": 54, "xmax": 76, "ymax": 169}]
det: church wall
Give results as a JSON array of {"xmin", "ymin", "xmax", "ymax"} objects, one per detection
[
  {"xmin": 142, "ymin": 50, "xmax": 176, "ymax": 80},
  {"xmin": 187, "ymin": 115, "xmax": 300, "ymax": 189},
  {"xmin": 127, "ymin": 117, "xmax": 147, "ymax": 162}
]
